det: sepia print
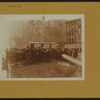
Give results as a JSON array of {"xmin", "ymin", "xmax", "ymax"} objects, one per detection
[{"xmin": 0, "ymin": 14, "xmax": 85, "ymax": 80}]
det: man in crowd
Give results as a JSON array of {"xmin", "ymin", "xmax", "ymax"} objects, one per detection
[{"xmin": 5, "ymin": 44, "xmax": 79, "ymax": 65}]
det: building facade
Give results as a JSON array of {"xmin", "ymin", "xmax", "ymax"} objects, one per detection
[
  {"xmin": 9, "ymin": 18, "xmax": 82, "ymax": 50},
  {"xmin": 65, "ymin": 19, "xmax": 82, "ymax": 51}
]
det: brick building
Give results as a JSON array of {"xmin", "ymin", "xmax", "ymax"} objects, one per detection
[{"xmin": 65, "ymin": 19, "xmax": 82, "ymax": 51}]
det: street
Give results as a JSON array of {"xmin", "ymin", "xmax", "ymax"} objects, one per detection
[{"xmin": 10, "ymin": 60, "xmax": 82, "ymax": 78}]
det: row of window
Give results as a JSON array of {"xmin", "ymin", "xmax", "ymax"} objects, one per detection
[
  {"xmin": 66, "ymin": 37, "xmax": 77, "ymax": 43},
  {"xmin": 66, "ymin": 32, "xmax": 77, "ymax": 36},
  {"xmin": 66, "ymin": 25, "xmax": 78, "ymax": 31}
]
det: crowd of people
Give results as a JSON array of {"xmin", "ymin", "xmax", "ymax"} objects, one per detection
[{"xmin": 4, "ymin": 46, "xmax": 79, "ymax": 65}]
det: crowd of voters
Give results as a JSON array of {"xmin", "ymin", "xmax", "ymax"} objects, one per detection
[{"xmin": 4, "ymin": 45, "xmax": 79, "ymax": 65}]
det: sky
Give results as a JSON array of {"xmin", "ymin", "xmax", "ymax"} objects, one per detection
[{"xmin": 0, "ymin": 14, "xmax": 84, "ymax": 21}]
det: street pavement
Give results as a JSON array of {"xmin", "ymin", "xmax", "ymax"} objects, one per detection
[{"xmin": 10, "ymin": 60, "xmax": 82, "ymax": 78}]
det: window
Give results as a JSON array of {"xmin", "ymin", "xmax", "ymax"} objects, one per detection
[
  {"xmin": 67, "ymin": 38, "xmax": 69, "ymax": 43},
  {"xmin": 66, "ymin": 38, "xmax": 68, "ymax": 43},
  {"xmin": 72, "ymin": 32, "xmax": 73, "ymax": 36},
  {"xmin": 73, "ymin": 38, "xmax": 75, "ymax": 43},
  {"xmin": 67, "ymin": 32, "xmax": 69, "ymax": 36},
  {"xmin": 67, "ymin": 27, "xmax": 69, "ymax": 31},
  {"xmin": 73, "ymin": 25, "xmax": 74, "ymax": 29},
  {"xmin": 76, "ymin": 25, "xmax": 77, "ymax": 29},
  {"xmin": 72, "ymin": 38, "xmax": 74, "ymax": 43},
  {"xmin": 71, "ymin": 38, "xmax": 73, "ymax": 43},
  {"xmin": 74, "ymin": 32, "xmax": 76, "ymax": 36},
  {"xmin": 80, "ymin": 48, "xmax": 82, "ymax": 52},
  {"xmin": 75, "ymin": 37, "xmax": 77, "ymax": 43},
  {"xmin": 69, "ymin": 38, "xmax": 71, "ymax": 43},
  {"xmin": 70, "ymin": 25, "xmax": 71, "ymax": 30},
  {"xmin": 69, "ymin": 32, "xmax": 71, "ymax": 36}
]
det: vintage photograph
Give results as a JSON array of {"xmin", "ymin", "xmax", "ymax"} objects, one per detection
[{"xmin": 0, "ymin": 14, "xmax": 85, "ymax": 80}]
